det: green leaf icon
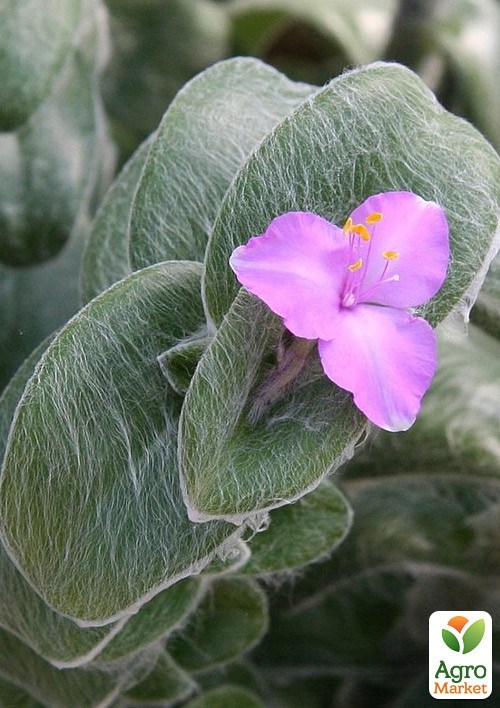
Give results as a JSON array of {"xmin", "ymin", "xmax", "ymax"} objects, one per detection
[
  {"xmin": 463, "ymin": 620, "xmax": 485, "ymax": 654},
  {"xmin": 442, "ymin": 628, "xmax": 460, "ymax": 652}
]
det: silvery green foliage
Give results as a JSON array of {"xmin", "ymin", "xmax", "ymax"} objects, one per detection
[
  {"xmin": 1, "ymin": 26, "xmax": 500, "ymax": 706},
  {"xmin": 0, "ymin": 0, "xmax": 113, "ymax": 266},
  {"xmin": 182, "ymin": 61, "xmax": 500, "ymax": 522},
  {"xmin": 0, "ymin": 0, "xmax": 82, "ymax": 130}
]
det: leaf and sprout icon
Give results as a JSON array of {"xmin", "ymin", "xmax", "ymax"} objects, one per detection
[{"xmin": 442, "ymin": 616, "xmax": 485, "ymax": 654}]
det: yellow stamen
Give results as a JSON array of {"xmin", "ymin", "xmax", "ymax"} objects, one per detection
[
  {"xmin": 343, "ymin": 216, "xmax": 353, "ymax": 235},
  {"xmin": 347, "ymin": 258, "xmax": 363, "ymax": 272},
  {"xmin": 351, "ymin": 223, "xmax": 371, "ymax": 242},
  {"xmin": 382, "ymin": 250, "xmax": 399, "ymax": 260},
  {"xmin": 366, "ymin": 212, "xmax": 383, "ymax": 224}
]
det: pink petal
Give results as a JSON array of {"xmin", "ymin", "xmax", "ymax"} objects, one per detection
[
  {"xmin": 349, "ymin": 191, "xmax": 449, "ymax": 308},
  {"xmin": 229, "ymin": 211, "xmax": 349, "ymax": 339},
  {"xmin": 318, "ymin": 305, "xmax": 436, "ymax": 431}
]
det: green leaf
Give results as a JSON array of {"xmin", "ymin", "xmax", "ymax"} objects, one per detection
[
  {"xmin": 462, "ymin": 619, "xmax": 485, "ymax": 654},
  {"xmin": 128, "ymin": 57, "xmax": 315, "ymax": 268},
  {"xmin": 0, "ymin": 0, "xmax": 82, "ymax": 130},
  {"xmin": 184, "ymin": 686, "xmax": 264, "ymax": 708},
  {"xmin": 0, "ymin": 226, "xmax": 88, "ymax": 392},
  {"xmin": 0, "ymin": 677, "xmax": 44, "ymax": 708},
  {"xmin": 442, "ymin": 628, "xmax": 460, "ymax": 653},
  {"xmin": 124, "ymin": 651, "xmax": 196, "ymax": 705},
  {"xmin": 0, "ymin": 627, "xmax": 156, "ymax": 708},
  {"xmin": 102, "ymin": 0, "xmax": 229, "ymax": 159},
  {"xmin": 179, "ymin": 290, "xmax": 366, "ymax": 522},
  {"xmin": 98, "ymin": 578, "xmax": 202, "ymax": 661},
  {"xmin": 81, "ymin": 135, "xmax": 153, "ymax": 303},
  {"xmin": 471, "ymin": 251, "xmax": 500, "ymax": 339},
  {"xmin": 0, "ymin": 0, "xmax": 112, "ymax": 266},
  {"xmin": 431, "ymin": 0, "xmax": 500, "ymax": 151},
  {"xmin": 158, "ymin": 331, "xmax": 212, "ymax": 396},
  {"xmin": 0, "ymin": 343, "xmax": 135, "ymax": 668},
  {"xmin": 241, "ymin": 480, "xmax": 352, "ymax": 575},
  {"xmin": 203, "ymin": 62, "xmax": 500, "ymax": 328},
  {"xmin": 201, "ymin": 541, "xmax": 250, "ymax": 578},
  {"xmin": 168, "ymin": 578, "xmax": 268, "ymax": 672},
  {"xmin": 229, "ymin": 0, "xmax": 397, "ymax": 67},
  {"xmin": 0, "ymin": 262, "xmax": 236, "ymax": 623}
]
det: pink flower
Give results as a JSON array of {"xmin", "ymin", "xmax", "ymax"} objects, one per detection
[{"xmin": 229, "ymin": 191, "xmax": 450, "ymax": 432}]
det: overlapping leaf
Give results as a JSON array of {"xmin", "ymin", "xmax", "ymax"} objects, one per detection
[
  {"xmin": 180, "ymin": 61, "xmax": 500, "ymax": 521},
  {"xmin": 204, "ymin": 62, "xmax": 500, "ymax": 327},
  {"xmin": 81, "ymin": 135, "xmax": 153, "ymax": 303},
  {"xmin": 241, "ymin": 480, "xmax": 352, "ymax": 575},
  {"xmin": 168, "ymin": 578, "xmax": 268, "ymax": 673},
  {"xmin": 0, "ymin": 0, "xmax": 82, "ymax": 130},
  {"xmin": 0, "ymin": 262, "xmax": 236, "ymax": 623},
  {"xmin": 179, "ymin": 291, "xmax": 366, "ymax": 522},
  {"xmin": 0, "ymin": 0, "xmax": 112, "ymax": 266},
  {"xmin": 128, "ymin": 57, "xmax": 315, "ymax": 268}
]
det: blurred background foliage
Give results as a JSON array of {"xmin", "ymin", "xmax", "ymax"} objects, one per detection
[{"xmin": 1, "ymin": 1, "xmax": 500, "ymax": 706}]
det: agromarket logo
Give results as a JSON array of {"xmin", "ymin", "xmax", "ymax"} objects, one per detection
[
  {"xmin": 429, "ymin": 611, "xmax": 492, "ymax": 699},
  {"xmin": 442, "ymin": 615, "xmax": 485, "ymax": 655}
]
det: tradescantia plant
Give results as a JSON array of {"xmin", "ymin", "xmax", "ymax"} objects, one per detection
[{"xmin": 1, "ymin": 1, "xmax": 500, "ymax": 706}]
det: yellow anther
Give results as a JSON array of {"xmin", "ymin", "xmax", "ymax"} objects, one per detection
[
  {"xmin": 366, "ymin": 212, "xmax": 383, "ymax": 224},
  {"xmin": 343, "ymin": 216, "xmax": 353, "ymax": 235},
  {"xmin": 347, "ymin": 258, "xmax": 363, "ymax": 272},
  {"xmin": 351, "ymin": 223, "xmax": 371, "ymax": 242},
  {"xmin": 383, "ymin": 250, "xmax": 399, "ymax": 260}
]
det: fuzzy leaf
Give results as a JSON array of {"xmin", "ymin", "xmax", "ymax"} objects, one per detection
[
  {"xmin": 168, "ymin": 578, "xmax": 268, "ymax": 672},
  {"xmin": 0, "ymin": 0, "xmax": 112, "ymax": 266},
  {"xmin": 0, "ymin": 262, "xmax": 236, "ymax": 623},
  {"xmin": 0, "ymin": 627, "xmax": 156, "ymax": 708},
  {"xmin": 203, "ymin": 62, "xmax": 500, "ymax": 328},
  {"xmin": 241, "ymin": 480, "xmax": 352, "ymax": 575},
  {"xmin": 179, "ymin": 290, "xmax": 366, "ymax": 522},
  {"xmin": 471, "ymin": 251, "xmax": 500, "ymax": 339},
  {"xmin": 0, "ymin": 0, "xmax": 82, "ymax": 130},
  {"xmin": 230, "ymin": 0, "xmax": 397, "ymax": 66},
  {"xmin": 128, "ymin": 57, "xmax": 315, "ymax": 269},
  {"xmin": 98, "ymin": 578, "xmax": 202, "ymax": 661},
  {"xmin": 184, "ymin": 686, "xmax": 264, "ymax": 708},
  {"xmin": 124, "ymin": 651, "xmax": 196, "ymax": 705},
  {"xmin": 81, "ymin": 135, "xmax": 153, "ymax": 303},
  {"xmin": 102, "ymin": 0, "xmax": 229, "ymax": 159},
  {"xmin": 158, "ymin": 332, "xmax": 211, "ymax": 396}
]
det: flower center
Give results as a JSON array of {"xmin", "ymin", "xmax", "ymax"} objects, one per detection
[{"xmin": 341, "ymin": 211, "xmax": 400, "ymax": 308}]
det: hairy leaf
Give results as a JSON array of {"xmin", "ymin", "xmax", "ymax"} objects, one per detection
[
  {"xmin": 168, "ymin": 578, "xmax": 268, "ymax": 672},
  {"xmin": 81, "ymin": 135, "xmax": 153, "ymax": 303},
  {"xmin": 102, "ymin": 0, "xmax": 229, "ymax": 159},
  {"xmin": 124, "ymin": 651, "xmax": 196, "ymax": 705},
  {"xmin": 184, "ymin": 686, "xmax": 264, "ymax": 708},
  {"xmin": 0, "ymin": 0, "xmax": 112, "ymax": 266},
  {"xmin": 0, "ymin": 627, "xmax": 156, "ymax": 708},
  {"xmin": 241, "ymin": 480, "xmax": 352, "ymax": 575},
  {"xmin": 129, "ymin": 57, "xmax": 315, "ymax": 268},
  {"xmin": 204, "ymin": 62, "xmax": 500, "ymax": 328},
  {"xmin": 158, "ymin": 331, "xmax": 212, "ymax": 396},
  {"xmin": 98, "ymin": 578, "xmax": 202, "ymax": 661},
  {"xmin": 0, "ymin": 0, "xmax": 82, "ymax": 130},
  {"xmin": 0, "ymin": 262, "xmax": 236, "ymax": 623},
  {"xmin": 179, "ymin": 290, "xmax": 366, "ymax": 522}
]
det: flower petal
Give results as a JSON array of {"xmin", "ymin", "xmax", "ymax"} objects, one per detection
[
  {"xmin": 349, "ymin": 191, "xmax": 449, "ymax": 308},
  {"xmin": 229, "ymin": 211, "xmax": 348, "ymax": 339},
  {"xmin": 318, "ymin": 305, "xmax": 436, "ymax": 431}
]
